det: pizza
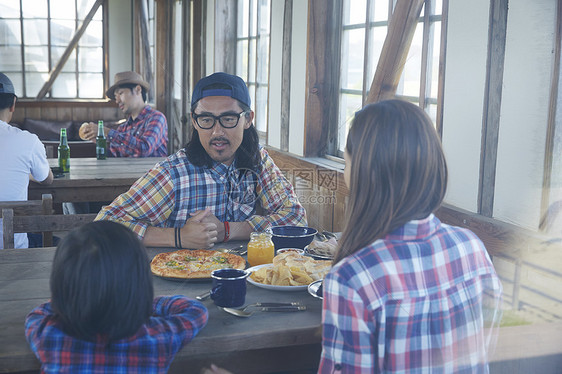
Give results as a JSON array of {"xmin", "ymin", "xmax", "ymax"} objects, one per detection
[{"xmin": 150, "ymin": 249, "xmax": 246, "ymax": 279}]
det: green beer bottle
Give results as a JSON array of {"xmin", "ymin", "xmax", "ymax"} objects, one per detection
[
  {"xmin": 96, "ymin": 120, "xmax": 107, "ymax": 160},
  {"xmin": 58, "ymin": 128, "xmax": 70, "ymax": 173}
]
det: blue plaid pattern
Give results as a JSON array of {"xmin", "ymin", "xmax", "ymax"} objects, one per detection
[
  {"xmin": 319, "ymin": 214, "xmax": 502, "ymax": 373},
  {"xmin": 25, "ymin": 296, "xmax": 208, "ymax": 373},
  {"xmin": 107, "ymin": 105, "xmax": 168, "ymax": 157},
  {"xmin": 96, "ymin": 146, "xmax": 306, "ymax": 237}
]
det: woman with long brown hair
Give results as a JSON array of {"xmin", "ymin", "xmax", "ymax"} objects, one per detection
[{"xmin": 319, "ymin": 100, "xmax": 502, "ymax": 373}]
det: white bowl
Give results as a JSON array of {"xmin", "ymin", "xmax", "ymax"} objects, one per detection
[{"xmin": 276, "ymin": 248, "xmax": 305, "ymax": 256}]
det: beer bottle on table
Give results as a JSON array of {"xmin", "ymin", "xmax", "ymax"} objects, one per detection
[
  {"xmin": 96, "ymin": 120, "xmax": 107, "ymax": 160},
  {"xmin": 58, "ymin": 128, "xmax": 70, "ymax": 173}
]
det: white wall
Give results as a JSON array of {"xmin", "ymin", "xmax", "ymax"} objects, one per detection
[
  {"xmin": 107, "ymin": 0, "xmax": 133, "ymax": 80},
  {"xmin": 267, "ymin": 0, "xmax": 284, "ymax": 149},
  {"xmin": 206, "ymin": 0, "xmax": 215, "ymax": 75},
  {"xmin": 441, "ymin": 0, "xmax": 489, "ymax": 212},
  {"xmin": 493, "ymin": 0, "xmax": 556, "ymax": 229},
  {"xmin": 287, "ymin": 0, "xmax": 308, "ymax": 157}
]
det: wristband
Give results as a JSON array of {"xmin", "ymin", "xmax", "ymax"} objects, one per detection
[
  {"xmin": 223, "ymin": 221, "xmax": 230, "ymax": 242},
  {"xmin": 175, "ymin": 227, "xmax": 182, "ymax": 249}
]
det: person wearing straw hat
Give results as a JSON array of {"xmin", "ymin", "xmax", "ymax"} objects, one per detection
[
  {"xmin": 0, "ymin": 72, "xmax": 53, "ymax": 249},
  {"xmin": 80, "ymin": 71, "xmax": 167, "ymax": 157}
]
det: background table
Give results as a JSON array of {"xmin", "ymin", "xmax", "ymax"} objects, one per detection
[
  {"xmin": 28, "ymin": 157, "xmax": 165, "ymax": 204},
  {"xmin": 0, "ymin": 242, "xmax": 323, "ymax": 374}
]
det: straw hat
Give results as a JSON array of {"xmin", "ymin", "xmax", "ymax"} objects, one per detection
[{"xmin": 106, "ymin": 71, "xmax": 149, "ymax": 100}]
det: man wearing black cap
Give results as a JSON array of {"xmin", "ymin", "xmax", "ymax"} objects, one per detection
[
  {"xmin": 0, "ymin": 73, "xmax": 53, "ymax": 249},
  {"xmin": 96, "ymin": 72, "xmax": 306, "ymax": 249},
  {"xmin": 80, "ymin": 71, "xmax": 167, "ymax": 157}
]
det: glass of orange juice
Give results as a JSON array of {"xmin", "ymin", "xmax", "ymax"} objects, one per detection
[{"xmin": 247, "ymin": 232, "xmax": 275, "ymax": 267}]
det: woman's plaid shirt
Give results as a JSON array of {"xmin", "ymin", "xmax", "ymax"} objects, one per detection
[{"xmin": 319, "ymin": 214, "xmax": 502, "ymax": 373}]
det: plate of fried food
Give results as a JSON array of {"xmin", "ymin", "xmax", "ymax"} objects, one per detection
[
  {"xmin": 247, "ymin": 251, "xmax": 332, "ymax": 291},
  {"xmin": 304, "ymin": 237, "xmax": 338, "ymax": 260}
]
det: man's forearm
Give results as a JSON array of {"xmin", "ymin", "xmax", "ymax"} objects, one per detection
[
  {"xmin": 143, "ymin": 226, "xmax": 175, "ymax": 247},
  {"xmin": 227, "ymin": 221, "xmax": 253, "ymax": 241}
]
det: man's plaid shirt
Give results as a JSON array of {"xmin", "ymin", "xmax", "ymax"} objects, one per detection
[{"xmin": 96, "ymin": 146, "xmax": 306, "ymax": 238}]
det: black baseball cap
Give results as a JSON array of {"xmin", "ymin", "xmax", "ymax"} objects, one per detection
[
  {"xmin": 191, "ymin": 72, "xmax": 251, "ymax": 108},
  {"xmin": 0, "ymin": 73, "xmax": 15, "ymax": 94}
]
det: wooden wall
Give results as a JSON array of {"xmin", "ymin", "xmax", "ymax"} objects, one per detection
[{"xmin": 11, "ymin": 101, "xmax": 123, "ymax": 124}]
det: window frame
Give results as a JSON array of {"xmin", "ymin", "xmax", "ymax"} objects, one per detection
[
  {"xmin": 0, "ymin": 0, "xmax": 106, "ymax": 99},
  {"xmin": 235, "ymin": 0, "xmax": 271, "ymax": 138}
]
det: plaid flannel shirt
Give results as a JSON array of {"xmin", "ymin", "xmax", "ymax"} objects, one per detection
[
  {"xmin": 96, "ymin": 146, "xmax": 306, "ymax": 238},
  {"xmin": 25, "ymin": 295, "xmax": 208, "ymax": 373},
  {"xmin": 319, "ymin": 214, "xmax": 503, "ymax": 373},
  {"xmin": 107, "ymin": 105, "xmax": 168, "ymax": 157}
]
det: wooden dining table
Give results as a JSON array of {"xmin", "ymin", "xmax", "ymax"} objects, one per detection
[
  {"xmin": 0, "ymin": 241, "xmax": 323, "ymax": 374},
  {"xmin": 28, "ymin": 157, "xmax": 165, "ymax": 204}
]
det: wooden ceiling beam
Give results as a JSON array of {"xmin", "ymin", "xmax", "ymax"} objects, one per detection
[{"xmin": 365, "ymin": 0, "xmax": 425, "ymax": 104}]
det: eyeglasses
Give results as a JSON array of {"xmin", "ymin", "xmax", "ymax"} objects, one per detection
[{"xmin": 192, "ymin": 111, "xmax": 249, "ymax": 129}]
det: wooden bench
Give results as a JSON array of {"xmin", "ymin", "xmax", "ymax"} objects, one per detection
[{"xmin": 2, "ymin": 210, "xmax": 97, "ymax": 249}]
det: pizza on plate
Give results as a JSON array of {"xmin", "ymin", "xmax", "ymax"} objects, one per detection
[{"xmin": 151, "ymin": 249, "xmax": 246, "ymax": 279}]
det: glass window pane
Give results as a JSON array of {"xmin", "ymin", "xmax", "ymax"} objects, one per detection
[
  {"xmin": 50, "ymin": 0, "xmax": 76, "ymax": 20},
  {"xmin": 24, "ymin": 46, "xmax": 49, "ymax": 72},
  {"xmin": 22, "ymin": 0, "xmax": 48, "ymax": 18},
  {"xmin": 77, "ymin": 0, "xmax": 98, "ymax": 19},
  {"xmin": 79, "ymin": 20, "xmax": 102, "ymax": 46},
  {"xmin": 366, "ymin": 26, "xmax": 387, "ymax": 91},
  {"xmin": 0, "ymin": 19, "xmax": 22, "ymax": 45},
  {"xmin": 341, "ymin": 29, "xmax": 365, "ymax": 91},
  {"xmin": 52, "ymin": 48, "xmax": 76, "ymax": 72},
  {"xmin": 78, "ymin": 72, "xmax": 103, "ymax": 98},
  {"xmin": 429, "ymin": 22, "xmax": 441, "ymax": 98},
  {"xmin": 258, "ymin": 0, "xmax": 270, "ymax": 33},
  {"xmin": 427, "ymin": 104, "xmax": 437, "ymax": 126},
  {"xmin": 237, "ymin": 40, "xmax": 248, "ymax": 82},
  {"xmin": 250, "ymin": 0, "xmax": 257, "ymax": 36},
  {"xmin": 255, "ymin": 85, "xmax": 268, "ymax": 132},
  {"xmin": 51, "ymin": 20, "xmax": 76, "ymax": 46},
  {"xmin": 398, "ymin": 22, "xmax": 423, "ymax": 97},
  {"xmin": 23, "ymin": 19, "xmax": 48, "ymax": 45},
  {"xmin": 7, "ymin": 72, "xmax": 23, "ymax": 96},
  {"xmin": 249, "ymin": 38, "xmax": 256, "ymax": 83},
  {"xmin": 0, "ymin": 46, "xmax": 22, "ymax": 70},
  {"xmin": 256, "ymin": 36, "xmax": 269, "ymax": 82},
  {"xmin": 338, "ymin": 93, "xmax": 362, "ymax": 154},
  {"xmin": 78, "ymin": 47, "xmax": 102, "ymax": 72},
  {"xmin": 373, "ymin": 0, "xmax": 390, "ymax": 22},
  {"xmin": 343, "ymin": 0, "xmax": 366, "ymax": 25},
  {"xmin": 0, "ymin": 1, "xmax": 20, "ymax": 18},
  {"xmin": 238, "ymin": 0, "xmax": 249, "ymax": 37},
  {"xmin": 25, "ymin": 72, "xmax": 48, "ymax": 97},
  {"xmin": 434, "ymin": 0, "xmax": 442, "ymax": 15},
  {"xmin": 52, "ymin": 72, "xmax": 77, "ymax": 98}
]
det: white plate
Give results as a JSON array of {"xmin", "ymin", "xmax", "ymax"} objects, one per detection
[
  {"xmin": 304, "ymin": 245, "xmax": 334, "ymax": 260},
  {"xmin": 246, "ymin": 264, "xmax": 308, "ymax": 291},
  {"xmin": 308, "ymin": 279, "xmax": 323, "ymax": 299}
]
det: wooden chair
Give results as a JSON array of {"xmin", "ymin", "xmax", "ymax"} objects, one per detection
[
  {"xmin": 2, "ymin": 209, "xmax": 97, "ymax": 249},
  {"xmin": 0, "ymin": 194, "xmax": 54, "ymax": 248}
]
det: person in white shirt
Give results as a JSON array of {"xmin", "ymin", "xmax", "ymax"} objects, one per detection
[{"xmin": 0, "ymin": 73, "xmax": 53, "ymax": 249}]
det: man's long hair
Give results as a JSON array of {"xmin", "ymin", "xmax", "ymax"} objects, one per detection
[
  {"xmin": 185, "ymin": 100, "xmax": 261, "ymax": 172},
  {"xmin": 334, "ymin": 99, "xmax": 448, "ymax": 264}
]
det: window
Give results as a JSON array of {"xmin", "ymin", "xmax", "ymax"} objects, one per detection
[
  {"xmin": 236, "ymin": 0, "xmax": 271, "ymax": 134},
  {"xmin": 336, "ymin": 0, "xmax": 443, "ymax": 156},
  {"xmin": 0, "ymin": 0, "xmax": 104, "ymax": 99}
]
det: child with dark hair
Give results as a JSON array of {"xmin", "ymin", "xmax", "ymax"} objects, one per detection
[{"xmin": 25, "ymin": 221, "xmax": 208, "ymax": 372}]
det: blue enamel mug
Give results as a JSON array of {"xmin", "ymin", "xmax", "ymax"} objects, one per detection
[{"xmin": 210, "ymin": 268, "xmax": 250, "ymax": 307}]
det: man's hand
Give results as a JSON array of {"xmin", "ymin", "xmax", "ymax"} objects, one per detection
[
  {"xmin": 190, "ymin": 209, "xmax": 226, "ymax": 241},
  {"xmin": 180, "ymin": 209, "xmax": 219, "ymax": 248},
  {"xmin": 79, "ymin": 122, "xmax": 103, "ymax": 142}
]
